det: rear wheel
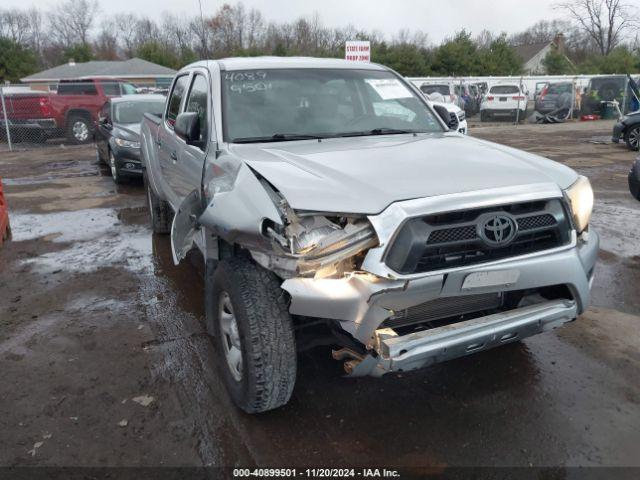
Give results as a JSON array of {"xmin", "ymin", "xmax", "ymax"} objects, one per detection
[
  {"xmin": 207, "ymin": 257, "xmax": 297, "ymax": 413},
  {"xmin": 66, "ymin": 115, "xmax": 92, "ymax": 144},
  {"xmin": 481, "ymin": 111, "xmax": 490, "ymax": 122},
  {"xmin": 143, "ymin": 171, "xmax": 171, "ymax": 234},
  {"xmin": 624, "ymin": 126, "xmax": 640, "ymax": 151}
]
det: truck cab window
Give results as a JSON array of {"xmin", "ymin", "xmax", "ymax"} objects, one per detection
[
  {"xmin": 100, "ymin": 82, "xmax": 121, "ymax": 96},
  {"xmin": 166, "ymin": 75, "xmax": 190, "ymax": 128},
  {"xmin": 184, "ymin": 74, "xmax": 209, "ymax": 146}
]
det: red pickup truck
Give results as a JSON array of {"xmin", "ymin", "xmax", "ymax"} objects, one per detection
[{"xmin": 1, "ymin": 78, "xmax": 138, "ymax": 144}]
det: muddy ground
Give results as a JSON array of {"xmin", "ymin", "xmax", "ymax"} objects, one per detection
[{"xmin": 1, "ymin": 121, "xmax": 639, "ymax": 469}]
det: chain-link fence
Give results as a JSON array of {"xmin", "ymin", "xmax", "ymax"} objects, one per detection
[{"xmin": 0, "ymin": 81, "xmax": 168, "ymax": 152}]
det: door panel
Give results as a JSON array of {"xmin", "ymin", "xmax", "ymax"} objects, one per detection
[
  {"xmin": 173, "ymin": 73, "xmax": 211, "ymax": 200},
  {"xmin": 158, "ymin": 74, "xmax": 191, "ymax": 208}
]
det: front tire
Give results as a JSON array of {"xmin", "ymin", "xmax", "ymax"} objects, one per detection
[
  {"xmin": 624, "ymin": 126, "xmax": 640, "ymax": 151},
  {"xmin": 109, "ymin": 150, "xmax": 124, "ymax": 184},
  {"xmin": 207, "ymin": 257, "xmax": 297, "ymax": 413}
]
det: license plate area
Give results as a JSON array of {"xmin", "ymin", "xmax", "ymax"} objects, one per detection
[
  {"xmin": 462, "ymin": 270, "xmax": 520, "ymax": 291},
  {"xmin": 499, "ymin": 97, "xmax": 508, "ymax": 102}
]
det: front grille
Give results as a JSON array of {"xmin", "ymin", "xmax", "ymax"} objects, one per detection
[
  {"xmin": 383, "ymin": 292, "xmax": 503, "ymax": 329},
  {"xmin": 385, "ymin": 199, "xmax": 572, "ymax": 274},
  {"xmin": 448, "ymin": 112, "xmax": 459, "ymax": 129}
]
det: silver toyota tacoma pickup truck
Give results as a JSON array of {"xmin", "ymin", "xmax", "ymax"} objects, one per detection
[{"xmin": 140, "ymin": 57, "xmax": 598, "ymax": 413}]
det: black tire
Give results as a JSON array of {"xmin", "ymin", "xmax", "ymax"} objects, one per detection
[
  {"xmin": 624, "ymin": 126, "xmax": 640, "ymax": 151},
  {"xmin": 65, "ymin": 114, "xmax": 92, "ymax": 144},
  {"xmin": 481, "ymin": 111, "xmax": 489, "ymax": 122},
  {"xmin": 143, "ymin": 171, "xmax": 172, "ymax": 234},
  {"xmin": 629, "ymin": 160, "xmax": 640, "ymax": 201},
  {"xmin": 108, "ymin": 150, "xmax": 124, "ymax": 184},
  {"xmin": 207, "ymin": 257, "xmax": 297, "ymax": 413}
]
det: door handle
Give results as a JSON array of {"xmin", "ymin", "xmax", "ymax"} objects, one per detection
[{"xmin": 170, "ymin": 151, "xmax": 177, "ymax": 161}]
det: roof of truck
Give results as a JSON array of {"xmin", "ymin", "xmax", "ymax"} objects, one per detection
[{"xmin": 186, "ymin": 57, "xmax": 387, "ymax": 72}]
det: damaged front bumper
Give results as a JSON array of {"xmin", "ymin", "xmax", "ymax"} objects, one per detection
[
  {"xmin": 365, "ymin": 299, "xmax": 576, "ymax": 376},
  {"xmin": 282, "ymin": 227, "xmax": 599, "ymax": 376}
]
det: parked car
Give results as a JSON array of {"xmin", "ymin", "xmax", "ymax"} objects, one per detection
[
  {"xmin": 0, "ymin": 78, "xmax": 137, "ymax": 144},
  {"xmin": 432, "ymin": 100, "xmax": 467, "ymax": 134},
  {"xmin": 455, "ymin": 83, "xmax": 479, "ymax": 116},
  {"xmin": 95, "ymin": 95, "xmax": 166, "ymax": 183},
  {"xmin": 535, "ymin": 82, "xmax": 574, "ymax": 114},
  {"xmin": 480, "ymin": 83, "xmax": 528, "ymax": 121},
  {"xmin": 141, "ymin": 57, "xmax": 598, "ymax": 413},
  {"xmin": 630, "ymin": 157, "xmax": 640, "ymax": 201},
  {"xmin": 419, "ymin": 83, "xmax": 460, "ymax": 107},
  {"xmin": 581, "ymin": 75, "xmax": 640, "ymax": 116},
  {"xmin": 612, "ymin": 110, "xmax": 640, "ymax": 151}
]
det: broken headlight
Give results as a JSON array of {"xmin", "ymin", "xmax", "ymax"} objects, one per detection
[
  {"xmin": 565, "ymin": 175, "xmax": 594, "ymax": 234},
  {"xmin": 265, "ymin": 213, "xmax": 379, "ymax": 277}
]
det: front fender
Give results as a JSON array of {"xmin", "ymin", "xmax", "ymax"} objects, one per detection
[{"xmin": 198, "ymin": 162, "xmax": 282, "ymax": 250}]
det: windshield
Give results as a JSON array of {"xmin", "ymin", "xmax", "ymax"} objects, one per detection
[
  {"xmin": 114, "ymin": 100, "xmax": 164, "ymax": 124},
  {"xmin": 490, "ymin": 85, "xmax": 520, "ymax": 94},
  {"xmin": 222, "ymin": 68, "xmax": 443, "ymax": 142},
  {"xmin": 421, "ymin": 84, "xmax": 450, "ymax": 95}
]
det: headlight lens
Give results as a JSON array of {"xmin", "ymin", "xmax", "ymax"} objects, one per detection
[
  {"xmin": 115, "ymin": 138, "xmax": 140, "ymax": 149},
  {"xmin": 565, "ymin": 175, "xmax": 594, "ymax": 233},
  {"xmin": 265, "ymin": 213, "xmax": 378, "ymax": 276}
]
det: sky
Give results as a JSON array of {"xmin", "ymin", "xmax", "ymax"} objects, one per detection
[{"xmin": 2, "ymin": 0, "xmax": 562, "ymax": 43}]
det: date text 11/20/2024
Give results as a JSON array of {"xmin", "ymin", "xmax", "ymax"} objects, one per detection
[{"xmin": 233, "ymin": 468, "xmax": 401, "ymax": 478}]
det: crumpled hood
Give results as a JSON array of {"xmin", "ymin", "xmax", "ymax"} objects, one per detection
[{"xmin": 230, "ymin": 133, "xmax": 578, "ymax": 214}]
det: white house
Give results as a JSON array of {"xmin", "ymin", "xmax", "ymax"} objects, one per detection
[{"xmin": 514, "ymin": 34, "xmax": 573, "ymax": 75}]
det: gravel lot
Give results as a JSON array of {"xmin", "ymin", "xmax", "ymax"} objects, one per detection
[{"xmin": 1, "ymin": 120, "xmax": 639, "ymax": 470}]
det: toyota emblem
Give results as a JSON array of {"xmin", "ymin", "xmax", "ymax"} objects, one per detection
[{"xmin": 478, "ymin": 213, "xmax": 518, "ymax": 247}]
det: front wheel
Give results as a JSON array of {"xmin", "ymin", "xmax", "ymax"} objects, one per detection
[
  {"xmin": 109, "ymin": 151, "xmax": 124, "ymax": 184},
  {"xmin": 207, "ymin": 257, "xmax": 297, "ymax": 413},
  {"xmin": 624, "ymin": 126, "xmax": 640, "ymax": 151}
]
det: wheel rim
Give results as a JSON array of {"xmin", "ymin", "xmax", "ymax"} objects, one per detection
[
  {"xmin": 219, "ymin": 292, "xmax": 243, "ymax": 382},
  {"xmin": 73, "ymin": 121, "xmax": 89, "ymax": 142},
  {"xmin": 630, "ymin": 128, "xmax": 640, "ymax": 149},
  {"xmin": 109, "ymin": 153, "xmax": 118, "ymax": 180}
]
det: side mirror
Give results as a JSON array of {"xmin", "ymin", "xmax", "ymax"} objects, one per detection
[
  {"xmin": 432, "ymin": 104, "xmax": 454, "ymax": 129},
  {"xmin": 175, "ymin": 112, "xmax": 202, "ymax": 147}
]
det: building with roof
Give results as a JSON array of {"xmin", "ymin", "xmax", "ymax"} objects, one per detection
[
  {"xmin": 514, "ymin": 34, "xmax": 573, "ymax": 75},
  {"xmin": 20, "ymin": 58, "xmax": 176, "ymax": 90}
]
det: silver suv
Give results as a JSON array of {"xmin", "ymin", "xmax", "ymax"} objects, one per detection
[{"xmin": 140, "ymin": 57, "xmax": 598, "ymax": 413}]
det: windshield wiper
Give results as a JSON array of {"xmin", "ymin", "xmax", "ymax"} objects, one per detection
[
  {"xmin": 336, "ymin": 128, "xmax": 424, "ymax": 138},
  {"xmin": 232, "ymin": 133, "xmax": 330, "ymax": 143}
]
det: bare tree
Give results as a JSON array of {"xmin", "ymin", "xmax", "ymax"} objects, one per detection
[
  {"xmin": 113, "ymin": 13, "xmax": 140, "ymax": 57},
  {"xmin": 0, "ymin": 9, "xmax": 31, "ymax": 44},
  {"xmin": 556, "ymin": 0, "xmax": 637, "ymax": 55},
  {"xmin": 48, "ymin": 0, "xmax": 100, "ymax": 46},
  {"xmin": 95, "ymin": 20, "xmax": 120, "ymax": 60}
]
